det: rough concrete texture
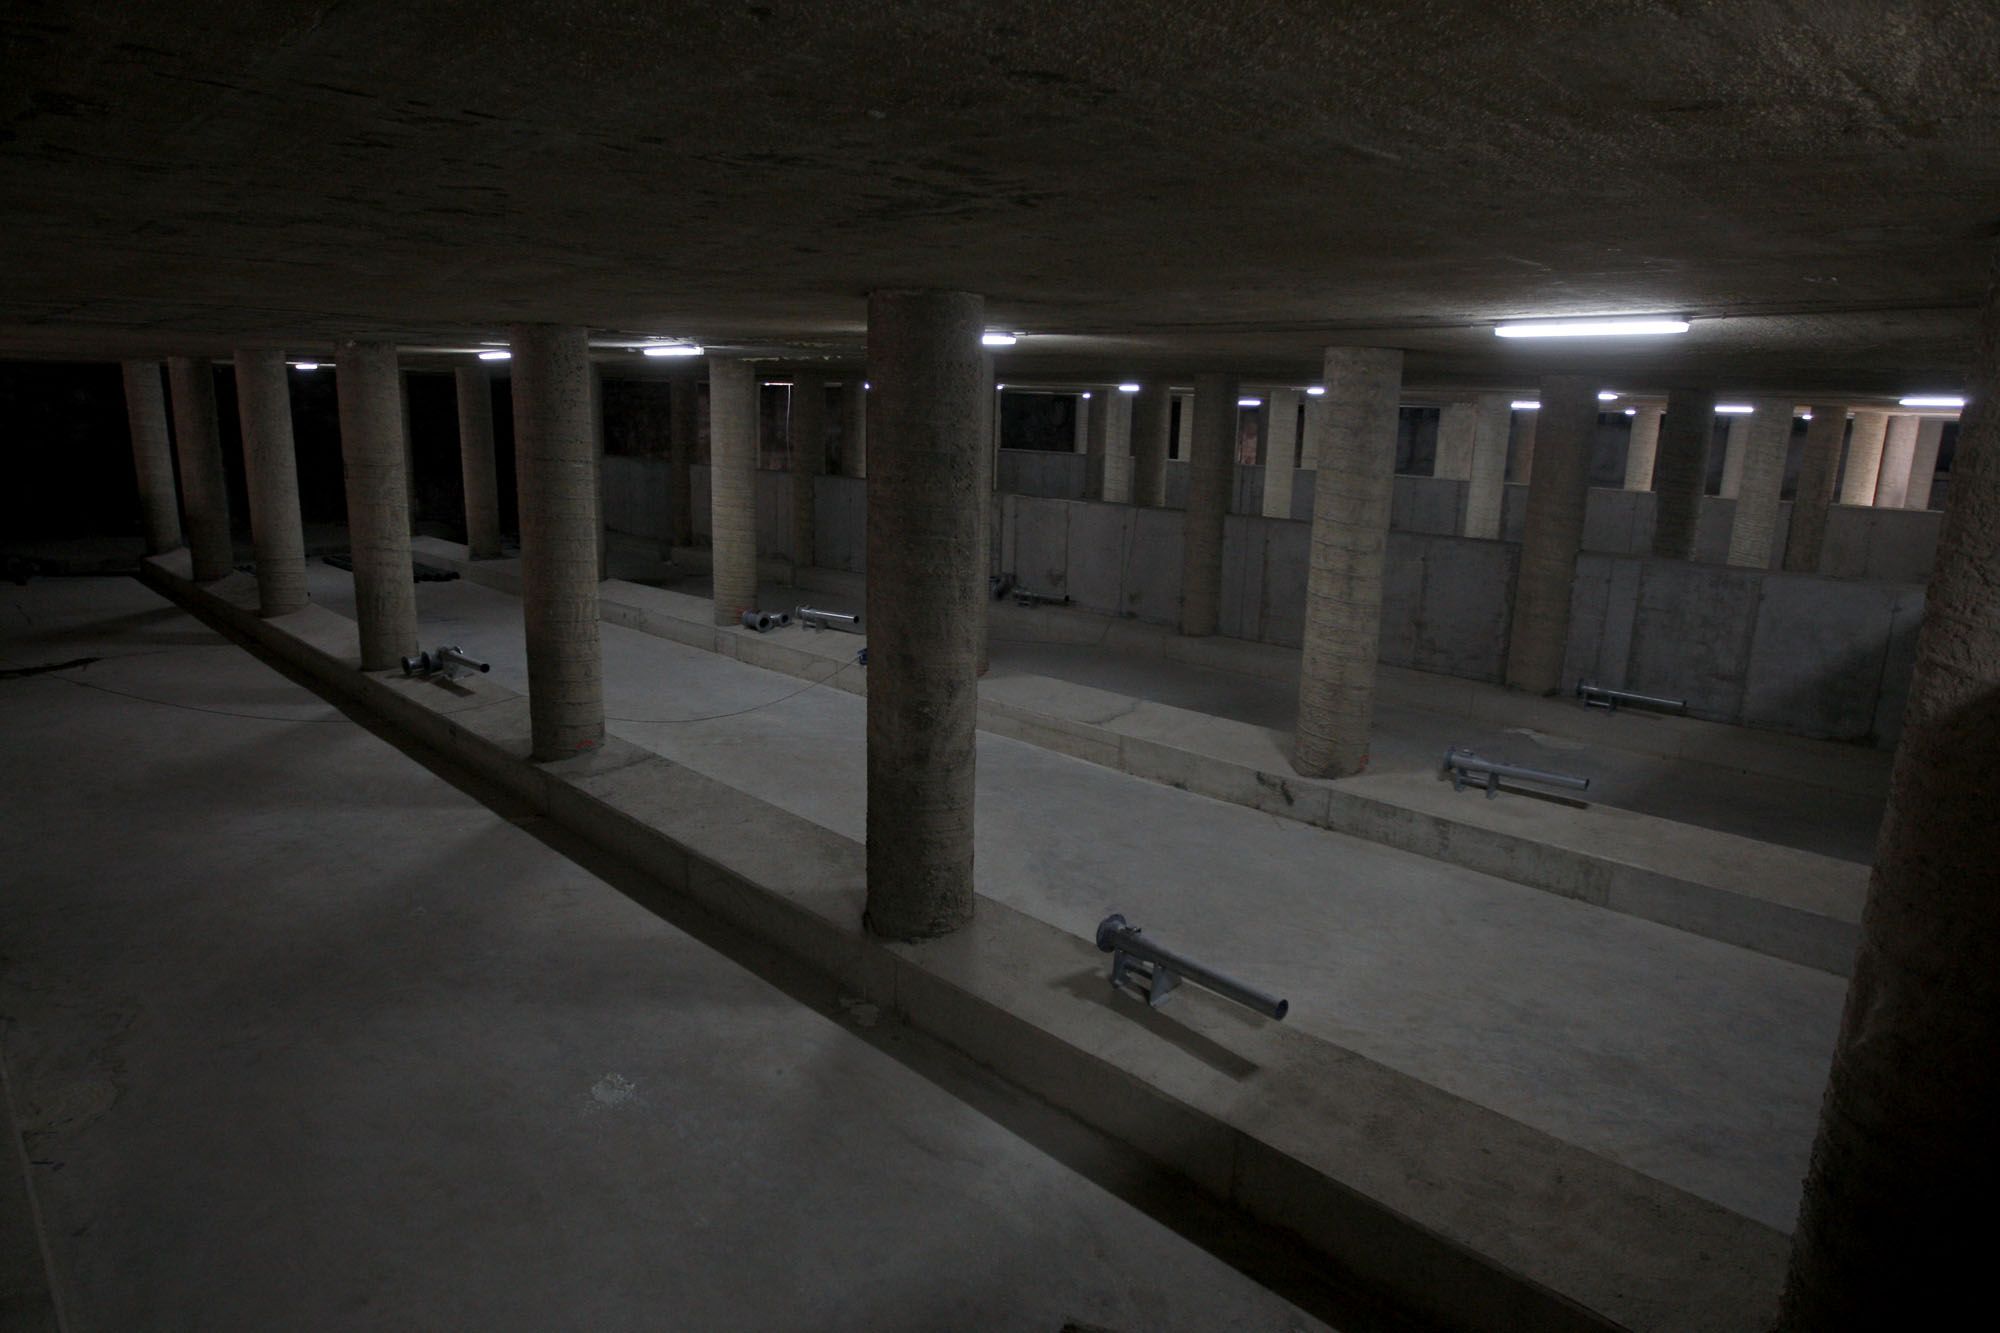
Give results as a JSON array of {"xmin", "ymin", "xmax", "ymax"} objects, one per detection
[
  {"xmin": 1130, "ymin": 383, "xmax": 1170, "ymax": 507},
  {"xmin": 1180, "ymin": 374, "xmax": 1238, "ymax": 636},
  {"xmin": 1624, "ymin": 404, "xmax": 1663, "ymax": 491},
  {"xmin": 1433, "ymin": 400, "xmax": 1476, "ymax": 481},
  {"xmin": 1907, "ymin": 417, "xmax": 1945, "ymax": 510},
  {"xmin": 1461, "ymin": 393, "xmax": 1512, "ymax": 539},
  {"xmin": 789, "ymin": 374, "xmax": 826, "ymax": 569},
  {"xmin": 165, "ymin": 356, "xmax": 232, "ymax": 581},
  {"xmin": 707, "ymin": 357, "xmax": 759, "ymax": 626},
  {"xmin": 838, "ymin": 377, "xmax": 867, "ymax": 480},
  {"xmin": 1260, "ymin": 388, "xmax": 1301, "ymax": 518},
  {"xmin": 864, "ymin": 291, "xmax": 985, "ymax": 940},
  {"xmin": 1651, "ymin": 387, "xmax": 1717, "ymax": 560},
  {"xmin": 1871, "ymin": 413, "xmax": 1920, "ymax": 508},
  {"xmin": 591, "ymin": 366, "xmax": 610, "ymax": 580},
  {"xmin": 120, "ymin": 360, "xmax": 182, "ymax": 556},
  {"xmin": 1778, "ymin": 256, "xmax": 2000, "ymax": 1330},
  {"xmin": 454, "ymin": 365, "xmax": 504, "ymax": 558},
  {"xmin": 1838, "ymin": 410, "xmax": 1890, "ymax": 506},
  {"xmin": 1508, "ymin": 407, "xmax": 1537, "ymax": 484},
  {"xmin": 1782, "ymin": 407, "xmax": 1846, "ymax": 573},
  {"xmin": 668, "ymin": 369, "xmax": 700, "ymax": 541},
  {"xmin": 232, "ymin": 349, "xmax": 309, "ymax": 616},
  {"xmin": 1294, "ymin": 349, "xmax": 1400, "ymax": 778},
  {"xmin": 0, "ymin": 577, "xmax": 1325, "ymax": 1333},
  {"xmin": 511, "ymin": 324, "xmax": 604, "ymax": 760},
  {"xmin": 333, "ymin": 341, "xmax": 417, "ymax": 669},
  {"xmin": 1727, "ymin": 398, "xmax": 1794, "ymax": 569},
  {"xmin": 1506, "ymin": 376, "xmax": 1595, "ymax": 694},
  {"xmin": 1719, "ymin": 413, "xmax": 1751, "ymax": 499}
]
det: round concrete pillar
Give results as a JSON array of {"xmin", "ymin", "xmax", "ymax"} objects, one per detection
[
  {"xmin": 1505, "ymin": 375, "xmax": 1595, "ymax": 694},
  {"xmin": 1839, "ymin": 410, "xmax": 1890, "ymax": 506},
  {"xmin": 669, "ymin": 368, "xmax": 699, "ymax": 544},
  {"xmin": 590, "ymin": 365, "xmax": 609, "ymax": 581},
  {"xmin": 1873, "ymin": 414, "xmax": 1920, "ymax": 508},
  {"xmin": 1906, "ymin": 417, "xmax": 1946, "ymax": 510},
  {"xmin": 234, "ymin": 349, "xmax": 308, "ymax": 616},
  {"xmin": 863, "ymin": 290, "xmax": 985, "ymax": 941},
  {"xmin": 510, "ymin": 324, "xmax": 604, "ymax": 761},
  {"xmin": 1461, "ymin": 394, "xmax": 1512, "ymax": 539},
  {"xmin": 454, "ymin": 366, "xmax": 504, "ymax": 559},
  {"xmin": 1260, "ymin": 388, "xmax": 1302, "ymax": 518},
  {"xmin": 1650, "ymin": 386, "xmax": 1717, "ymax": 560},
  {"xmin": 1718, "ymin": 412, "xmax": 1752, "ymax": 498},
  {"xmin": 1624, "ymin": 405, "xmax": 1664, "ymax": 491},
  {"xmin": 1782, "ymin": 407, "xmax": 1846, "ymax": 573},
  {"xmin": 1179, "ymin": 373, "xmax": 1238, "ymax": 637},
  {"xmin": 334, "ymin": 342, "xmax": 419, "ymax": 670},
  {"xmin": 1509, "ymin": 407, "xmax": 1539, "ymax": 484},
  {"xmin": 1293, "ymin": 348, "xmax": 1402, "ymax": 778},
  {"xmin": 166, "ymin": 357, "xmax": 233, "ymax": 581},
  {"xmin": 1433, "ymin": 401, "xmax": 1476, "ymax": 482},
  {"xmin": 121, "ymin": 361, "xmax": 182, "ymax": 556},
  {"xmin": 839, "ymin": 378, "xmax": 868, "ymax": 480},
  {"xmin": 1726, "ymin": 398, "xmax": 1795, "ymax": 569},
  {"xmin": 1128, "ymin": 384, "xmax": 1170, "ymax": 507},
  {"xmin": 708, "ymin": 357, "xmax": 759, "ymax": 626},
  {"xmin": 1776, "ymin": 253, "xmax": 2000, "ymax": 1330},
  {"xmin": 790, "ymin": 373, "xmax": 826, "ymax": 571}
]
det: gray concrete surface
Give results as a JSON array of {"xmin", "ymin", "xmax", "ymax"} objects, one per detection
[
  {"xmin": 0, "ymin": 576, "xmax": 1326, "ymax": 1333},
  {"xmin": 300, "ymin": 560, "xmax": 1844, "ymax": 1231}
]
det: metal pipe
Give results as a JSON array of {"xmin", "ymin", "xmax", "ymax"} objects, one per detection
[
  {"xmin": 1443, "ymin": 747, "xmax": 1591, "ymax": 799},
  {"xmin": 1576, "ymin": 681, "xmax": 1686, "ymax": 714},
  {"xmin": 400, "ymin": 645, "xmax": 492, "ymax": 678},
  {"xmin": 740, "ymin": 609, "xmax": 792, "ymax": 632},
  {"xmin": 1095, "ymin": 913, "xmax": 1288, "ymax": 1020},
  {"xmin": 795, "ymin": 605, "xmax": 862, "ymax": 633},
  {"xmin": 438, "ymin": 646, "xmax": 489, "ymax": 675}
]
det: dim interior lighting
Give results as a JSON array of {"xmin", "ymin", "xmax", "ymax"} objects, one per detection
[
  {"xmin": 1899, "ymin": 395, "xmax": 1966, "ymax": 408},
  {"xmin": 1511, "ymin": 400, "xmax": 1540, "ymax": 411},
  {"xmin": 996, "ymin": 383, "xmax": 1007, "ymax": 391},
  {"xmin": 1798, "ymin": 412, "xmax": 1813, "ymax": 420},
  {"xmin": 477, "ymin": 350, "xmax": 511, "ymax": 361},
  {"xmin": 1715, "ymin": 403, "xmax": 1754, "ymax": 414},
  {"xmin": 1118, "ymin": 383, "xmax": 1141, "ymax": 393},
  {"xmin": 290, "ymin": 361, "xmax": 321, "ymax": 371},
  {"xmin": 1494, "ymin": 317, "xmax": 1691, "ymax": 339},
  {"xmin": 1081, "ymin": 391, "xmax": 1092, "ymax": 399},
  {"xmin": 1624, "ymin": 408, "xmax": 1637, "ymax": 416},
  {"xmin": 1598, "ymin": 391, "xmax": 1620, "ymax": 401},
  {"xmin": 981, "ymin": 332, "xmax": 1018, "ymax": 346},
  {"xmin": 1305, "ymin": 386, "xmax": 1326, "ymax": 396},
  {"xmin": 642, "ymin": 344, "xmax": 704, "ymax": 358},
  {"xmin": 1238, "ymin": 397, "xmax": 1262, "ymax": 408},
  {"xmin": 864, "ymin": 381, "xmax": 872, "ymax": 390}
]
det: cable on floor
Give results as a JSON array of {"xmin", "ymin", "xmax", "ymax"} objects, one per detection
[
  {"xmin": 0, "ymin": 651, "xmax": 352, "ymax": 725},
  {"xmin": 606, "ymin": 654, "xmax": 858, "ymax": 725}
]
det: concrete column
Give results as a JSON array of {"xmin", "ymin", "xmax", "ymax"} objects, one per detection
[
  {"xmin": 839, "ymin": 378, "xmax": 867, "ymax": 479},
  {"xmin": 334, "ymin": 342, "xmax": 418, "ymax": 670},
  {"xmin": 1873, "ymin": 414, "xmax": 1921, "ymax": 508},
  {"xmin": 1651, "ymin": 386, "xmax": 1717, "ymax": 560},
  {"xmin": 1505, "ymin": 375, "xmax": 1595, "ymax": 694},
  {"xmin": 121, "ymin": 361, "xmax": 182, "ymax": 555},
  {"xmin": 1433, "ymin": 401, "xmax": 1476, "ymax": 481},
  {"xmin": 233, "ymin": 349, "xmax": 308, "ymax": 616},
  {"xmin": 454, "ymin": 366, "xmax": 503, "ymax": 559},
  {"xmin": 863, "ymin": 290, "xmax": 984, "ymax": 941},
  {"xmin": 1260, "ymin": 388, "xmax": 1302, "ymax": 518},
  {"xmin": 1302, "ymin": 391, "xmax": 1331, "ymax": 468},
  {"xmin": 591, "ymin": 365, "xmax": 609, "ymax": 581},
  {"xmin": 166, "ymin": 357, "xmax": 233, "ymax": 581},
  {"xmin": 1179, "ymin": 373, "xmax": 1238, "ymax": 636},
  {"xmin": 1624, "ymin": 404, "xmax": 1664, "ymax": 491},
  {"xmin": 399, "ymin": 372, "xmax": 420, "ymax": 531},
  {"xmin": 1726, "ymin": 398, "xmax": 1794, "ymax": 569},
  {"xmin": 1461, "ymin": 393, "xmax": 1512, "ymax": 539},
  {"xmin": 1072, "ymin": 394, "xmax": 1090, "ymax": 453},
  {"xmin": 669, "ymin": 370, "xmax": 699, "ymax": 542},
  {"xmin": 790, "ymin": 373, "xmax": 826, "ymax": 570},
  {"xmin": 1102, "ymin": 391, "xmax": 1135, "ymax": 503},
  {"xmin": 977, "ymin": 352, "xmax": 996, "ymax": 676},
  {"xmin": 1775, "ymin": 254, "xmax": 2000, "ymax": 1331},
  {"xmin": 1082, "ymin": 386, "xmax": 1112, "ymax": 501},
  {"xmin": 1293, "ymin": 349, "xmax": 1401, "ymax": 778},
  {"xmin": 1509, "ymin": 407, "xmax": 1538, "ymax": 484},
  {"xmin": 510, "ymin": 324, "xmax": 604, "ymax": 761},
  {"xmin": 1129, "ymin": 384, "xmax": 1170, "ymax": 507},
  {"xmin": 1907, "ymin": 418, "xmax": 1946, "ymax": 510},
  {"xmin": 1719, "ymin": 413, "xmax": 1752, "ymax": 498},
  {"xmin": 708, "ymin": 357, "xmax": 759, "ymax": 626},
  {"xmin": 1783, "ymin": 407, "xmax": 1846, "ymax": 573},
  {"xmin": 1175, "ymin": 392, "xmax": 1194, "ymax": 462},
  {"xmin": 1839, "ymin": 410, "xmax": 1890, "ymax": 505}
]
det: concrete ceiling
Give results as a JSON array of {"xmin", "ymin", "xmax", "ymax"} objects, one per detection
[{"xmin": 3, "ymin": 0, "xmax": 1997, "ymax": 399}]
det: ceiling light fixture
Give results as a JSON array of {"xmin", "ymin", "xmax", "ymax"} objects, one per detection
[
  {"xmin": 477, "ymin": 350, "xmax": 511, "ymax": 361},
  {"xmin": 1624, "ymin": 408, "xmax": 1637, "ymax": 416},
  {"xmin": 290, "ymin": 361, "xmax": 321, "ymax": 371},
  {"xmin": 1118, "ymin": 383, "xmax": 1141, "ymax": 393},
  {"xmin": 642, "ymin": 344, "xmax": 704, "ymax": 358},
  {"xmin": 1511, "ymin": 400, "xmax": 1540, "ymax": 411},
  {"xmin": 1715, "ymin": 404, "xmax": 1754, "ymax": 414},
  {"xmin": 1598, "ymin": 391, "xmax": 1620, "ymax": 401},
  {"xmin": 1238, "ymin": 397, "xmax": 1262, "ymax": 408},
  {"xmin": 981, "ymin": 332, "xmax": 1018, "ymax": 347},
  {"xmin": 1305, "ymin": 386, "xmax": 1326, "ymax": 396},
  {"xmin": 1899, "ymin": 395, "xmax": 1966, "ymax": 408},
  {"xmin": 1081, "ymin": 391, "xmax": 1092, "ymax": 399},
  {"xmin": 1495, "ymin": 317, "xmax": 1691, "ymax": 339}
]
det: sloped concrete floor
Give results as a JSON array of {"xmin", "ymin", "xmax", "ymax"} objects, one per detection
[
  {"xmin": 304, "ymin": 561, "xmax": 1844, "ymax": 1233},
  {"xmin": 0, "ymin": 576, "xmax": 1327, "ymax": 1333}
]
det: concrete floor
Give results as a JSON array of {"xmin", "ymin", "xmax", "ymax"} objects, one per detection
[
  {"xmin": 300, "ymin": 560, "xmax": 1843, "ymax": 1233},
  {"xmin": 0, "ymin": 576, "xmax": 1327, "ymax": 1332}
]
